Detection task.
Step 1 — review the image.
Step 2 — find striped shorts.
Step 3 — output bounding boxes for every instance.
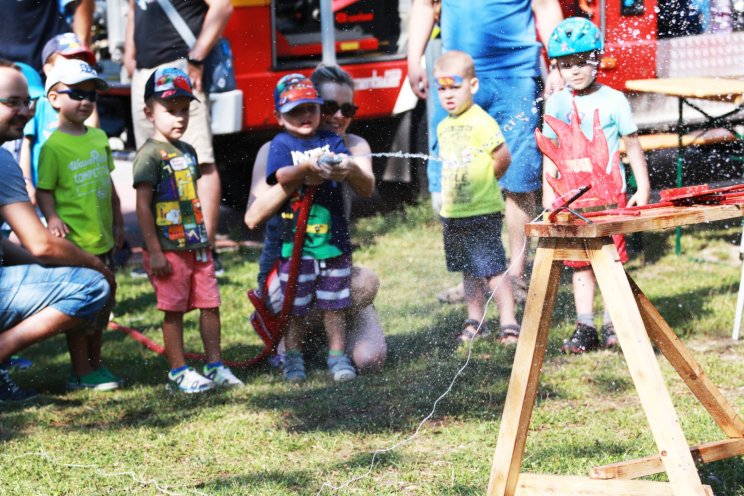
[279,254,351,316]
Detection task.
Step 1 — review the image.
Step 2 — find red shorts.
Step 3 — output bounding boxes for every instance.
[564,234,628,269]
[144,249,221,312]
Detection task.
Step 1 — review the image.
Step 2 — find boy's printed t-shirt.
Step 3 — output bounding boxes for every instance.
[23,97,58,185]
[133,139,209,251]
[37,127,115,255]
[543,85,637,189]
[266,130,351,260]
[437,104,506,219]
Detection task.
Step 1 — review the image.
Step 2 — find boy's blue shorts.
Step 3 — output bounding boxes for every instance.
[442,213,507,277]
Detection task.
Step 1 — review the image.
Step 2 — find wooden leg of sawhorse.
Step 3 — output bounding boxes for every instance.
[627,274,744,438]
[588,239,707,495]
[487,238,562,496]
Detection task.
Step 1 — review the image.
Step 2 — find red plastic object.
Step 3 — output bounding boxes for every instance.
[536,101,626,211]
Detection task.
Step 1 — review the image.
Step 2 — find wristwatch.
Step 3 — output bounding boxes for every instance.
[186,56,203,66]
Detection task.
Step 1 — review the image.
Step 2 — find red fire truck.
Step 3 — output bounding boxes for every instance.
[559,0,744,129]
[101,0,423,211]
[99,1,744,207]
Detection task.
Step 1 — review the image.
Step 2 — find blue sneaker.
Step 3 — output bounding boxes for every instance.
[4,355,33,370]
[168,367,216,394]
[0,367,37,402]
[282,353,306,383]
[327,353,356,382]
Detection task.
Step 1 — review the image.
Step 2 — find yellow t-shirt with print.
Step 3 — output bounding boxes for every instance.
[437,104,506,219]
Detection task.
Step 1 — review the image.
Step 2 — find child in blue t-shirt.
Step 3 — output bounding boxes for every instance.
[265,74,360,383]
[542,17,650,354]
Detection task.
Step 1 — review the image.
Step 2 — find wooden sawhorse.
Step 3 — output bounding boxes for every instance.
[487,204,744,496]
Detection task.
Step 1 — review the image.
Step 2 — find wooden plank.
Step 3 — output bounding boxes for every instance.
[526,204,744,239]
[625,77,744,103]
[590,438,744,480]
[619,128,738,154]
[588,239,707,495]
[552,238,590,261]
[488,238,563,496]
[514,473,714,496]
[627,274,744,438]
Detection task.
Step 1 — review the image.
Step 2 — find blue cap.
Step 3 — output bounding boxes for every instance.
[15,62,44,99]
[274,73,323,113]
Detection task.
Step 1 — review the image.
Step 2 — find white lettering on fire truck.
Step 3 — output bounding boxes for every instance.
[354,69,403,90]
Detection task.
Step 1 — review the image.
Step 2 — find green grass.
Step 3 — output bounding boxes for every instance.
[2,203,744,495]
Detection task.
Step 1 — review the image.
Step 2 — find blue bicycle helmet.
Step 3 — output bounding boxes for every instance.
[547,17,603,59]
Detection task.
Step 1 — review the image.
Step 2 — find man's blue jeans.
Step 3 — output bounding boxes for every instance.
[0,264,110,331]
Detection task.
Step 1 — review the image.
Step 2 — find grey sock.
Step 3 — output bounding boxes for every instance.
[602,309,612,326]
[577,313,595,328]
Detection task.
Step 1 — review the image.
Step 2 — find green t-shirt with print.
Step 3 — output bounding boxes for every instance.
[437,104,506,219]
[132,139,209,251]
[37,127,115,255]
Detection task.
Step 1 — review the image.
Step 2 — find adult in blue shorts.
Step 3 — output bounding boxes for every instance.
[0,62,113,402]
[407,0,564,292]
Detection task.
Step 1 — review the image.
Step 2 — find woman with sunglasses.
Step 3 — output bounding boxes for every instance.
[245,64,386,374]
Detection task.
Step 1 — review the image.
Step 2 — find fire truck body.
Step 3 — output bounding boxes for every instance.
[568,0,744,130]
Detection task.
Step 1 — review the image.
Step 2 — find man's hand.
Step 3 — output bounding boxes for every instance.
[408,61,429,100]
[187,62,204,94]
[543,66,565,99]
[148,252,172,278]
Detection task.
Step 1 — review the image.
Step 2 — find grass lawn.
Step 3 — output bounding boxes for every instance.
[2,203,744,495]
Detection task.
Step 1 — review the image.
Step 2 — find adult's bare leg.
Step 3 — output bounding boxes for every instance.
[504,190,535,283]
[0,308,84,363]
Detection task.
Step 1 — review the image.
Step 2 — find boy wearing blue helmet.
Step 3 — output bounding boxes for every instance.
[542,17,650,354]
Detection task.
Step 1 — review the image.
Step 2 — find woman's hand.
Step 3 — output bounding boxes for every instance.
[319,153,354,182]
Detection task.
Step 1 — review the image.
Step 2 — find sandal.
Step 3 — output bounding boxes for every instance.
[498,324,521,346]
[456,319,490,344]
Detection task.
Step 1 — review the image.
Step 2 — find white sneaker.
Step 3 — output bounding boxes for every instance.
[168,367,216,393]
[203,364,244,387]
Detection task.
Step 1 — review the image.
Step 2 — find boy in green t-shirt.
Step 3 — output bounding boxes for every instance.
[434,50,520,346]
[37,58,124,391]
[133,67,243,393]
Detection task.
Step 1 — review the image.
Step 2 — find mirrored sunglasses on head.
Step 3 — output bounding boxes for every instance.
[321,100,358,118]
[436,75,464,90]
[55,89,98,102]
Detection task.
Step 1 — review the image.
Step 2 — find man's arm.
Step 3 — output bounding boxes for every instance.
[532,0,564,97]
[492,144,512,180]
[124,0,137,77]
[72,0,95,47]
[407,0,436,100]
[1,201,115,287]
[187,0,234,93]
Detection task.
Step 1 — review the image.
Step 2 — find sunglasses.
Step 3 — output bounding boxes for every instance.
[0,97,37,110]
[321,100,358,118]
[55,89,98,102]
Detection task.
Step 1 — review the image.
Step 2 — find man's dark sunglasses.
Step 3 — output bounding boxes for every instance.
[55,89,98,102]
[321,100,358,118]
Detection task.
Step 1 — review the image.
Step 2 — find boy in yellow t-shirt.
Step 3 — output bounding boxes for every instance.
[434,50,520,346]
[37,59,124,391]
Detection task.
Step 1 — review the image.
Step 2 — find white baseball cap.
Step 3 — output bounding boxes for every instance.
[45,58,108,95]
